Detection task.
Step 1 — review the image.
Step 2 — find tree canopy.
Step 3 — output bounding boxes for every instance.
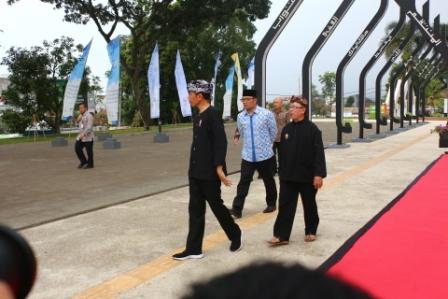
[7,0,272,128]
[1,36,100,133]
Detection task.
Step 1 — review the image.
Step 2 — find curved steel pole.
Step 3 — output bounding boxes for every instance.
[399,7,435,126]
[359,2,405,138]
[395,0,448,66]
[373,5,409,134]
[388,20,417,129]
[255,0,305,106]
[411,15,440,122]
[333,0,389,145]
[419,56,444,121]
[301,0,355,119]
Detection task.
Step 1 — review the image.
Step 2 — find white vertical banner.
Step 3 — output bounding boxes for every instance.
[231,53,244,111]
[444,98,448,114]
[211,51,222,106]
[174,50,192,117]
[222,66,235,119]
[87,91,96,114]
[62,39,92,120]
[148,43,160,119]
[245,57,255,88]
[105,37,120,125]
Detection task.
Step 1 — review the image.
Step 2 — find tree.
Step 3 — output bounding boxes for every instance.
[8,0,271,129]
[425,78,445,113]
[318,72,336,104]
[1,36,100,133]
[345,96,355,107]
[381,21,448,116]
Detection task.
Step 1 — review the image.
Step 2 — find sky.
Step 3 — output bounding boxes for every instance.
[1,0,447,102]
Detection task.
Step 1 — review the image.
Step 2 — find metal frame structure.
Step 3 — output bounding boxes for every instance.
[301,0,355,118]
[334,0,389,146]
[254,0,305,106]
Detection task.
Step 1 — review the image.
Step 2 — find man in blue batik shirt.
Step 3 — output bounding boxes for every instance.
[230,89,277,219]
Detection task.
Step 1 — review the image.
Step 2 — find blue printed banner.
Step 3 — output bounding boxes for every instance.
[106,37,120,125]
[62,40,92,120]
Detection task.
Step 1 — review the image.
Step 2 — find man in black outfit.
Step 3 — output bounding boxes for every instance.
[269,96,326,246]
[173,80,243,261]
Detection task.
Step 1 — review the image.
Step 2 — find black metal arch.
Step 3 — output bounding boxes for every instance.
[359,3,406,137]
[398,4,431,127]
[395,0,448,65]
[419,56,444,121]
[334,0,389,146]
[373,5,409,134]
[410,15,440,122]
[394,13,444,128]
[254,0,305,106]
[302,0,355,118]
[388,20,417,130]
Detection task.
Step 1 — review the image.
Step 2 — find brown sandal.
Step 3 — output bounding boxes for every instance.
[304,234,316,242]
[268,237,289,246]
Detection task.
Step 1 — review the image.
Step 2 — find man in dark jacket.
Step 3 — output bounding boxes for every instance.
[269,96,326,246]
[173,80,243,261]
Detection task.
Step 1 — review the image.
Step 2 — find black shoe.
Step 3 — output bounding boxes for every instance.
[82,164,94,169]
[230,230,243,252]
[263,206,276,213]
[229,208,242,219]
[78,163,86,169]
[172,250,204,261]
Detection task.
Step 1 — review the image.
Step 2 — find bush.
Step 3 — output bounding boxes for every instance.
[1,110,32,134]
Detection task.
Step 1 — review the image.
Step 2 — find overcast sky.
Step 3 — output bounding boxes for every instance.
[1,0,447,101]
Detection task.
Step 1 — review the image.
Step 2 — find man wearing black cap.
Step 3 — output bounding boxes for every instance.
[230,89,277,219]
[172,80,243,261]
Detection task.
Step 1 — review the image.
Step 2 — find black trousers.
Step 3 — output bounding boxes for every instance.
[186,178,241,253]
[272,142,281,174]
[273,180,319,241]
[232,157,277,212]
[75,140,94,167]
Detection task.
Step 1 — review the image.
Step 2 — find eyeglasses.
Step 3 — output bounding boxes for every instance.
[290,105,305,110]
[240,97,255,102]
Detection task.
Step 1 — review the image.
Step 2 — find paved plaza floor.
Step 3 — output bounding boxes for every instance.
[1,120,445,298]
[1,120,374,230]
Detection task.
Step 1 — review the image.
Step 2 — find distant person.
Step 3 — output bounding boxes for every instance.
[269,96,326,245]
[229,89,277,219]
[181,261,372,299]
[0,225,37,299]
[270,97,290,175]
[75,102,94,169]
[172,80,242,261]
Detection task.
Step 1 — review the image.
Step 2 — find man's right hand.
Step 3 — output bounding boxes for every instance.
[233,136,240,145]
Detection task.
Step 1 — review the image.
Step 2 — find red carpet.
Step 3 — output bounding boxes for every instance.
[320,154,448,299]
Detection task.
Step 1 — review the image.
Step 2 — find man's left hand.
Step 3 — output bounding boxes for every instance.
[313,176,323,189]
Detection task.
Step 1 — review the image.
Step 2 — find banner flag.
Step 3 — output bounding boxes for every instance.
[231,53,244,111]
[62,39,92,120]
[105,37,120,125]
[222,66,235,119]
[87,91,96,114]
[211,51,222,106]
[148,43,160,119]
[174,50,192,117]
[245,57,255,88]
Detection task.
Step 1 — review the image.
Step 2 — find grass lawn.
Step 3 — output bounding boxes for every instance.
[0,123,195,145]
